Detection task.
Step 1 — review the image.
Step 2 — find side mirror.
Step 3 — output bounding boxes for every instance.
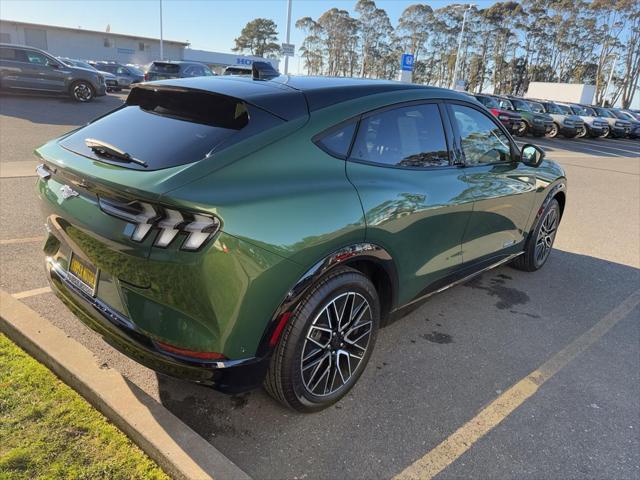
[49,62,60,69]
[521,144,545,167]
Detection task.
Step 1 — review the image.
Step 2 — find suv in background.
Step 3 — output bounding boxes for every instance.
[610,109,640,139]
[500,96,553,137]
[144,61,215,81]
[526,99,584,138]
[0,43,106,102]
[90,62,144,88]
[474,94,522,134]
[591,106,632,138]
[59,58,120,92]
[564,104,610,138]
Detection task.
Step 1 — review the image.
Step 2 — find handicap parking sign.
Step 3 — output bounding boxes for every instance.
[401,53,414,72]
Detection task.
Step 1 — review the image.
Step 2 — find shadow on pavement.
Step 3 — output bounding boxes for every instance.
[151,249,639,480]
[0,91,124,125]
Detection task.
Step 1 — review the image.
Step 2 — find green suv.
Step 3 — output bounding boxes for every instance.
[36,75,567,412]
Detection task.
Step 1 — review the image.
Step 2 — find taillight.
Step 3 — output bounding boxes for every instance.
[490,108,500,117]
[98,197,220,251]
[144,72,149,81]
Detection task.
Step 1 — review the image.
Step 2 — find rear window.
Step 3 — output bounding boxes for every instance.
[150,62,180,74]
[60,86,281,170]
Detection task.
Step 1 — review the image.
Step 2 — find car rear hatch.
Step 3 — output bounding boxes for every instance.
[145,62,182,81]
[36,79,308,335]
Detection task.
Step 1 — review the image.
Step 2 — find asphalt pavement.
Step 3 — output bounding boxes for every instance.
[1,91,638,480]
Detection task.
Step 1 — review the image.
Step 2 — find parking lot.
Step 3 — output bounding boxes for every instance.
[1,92,639,479]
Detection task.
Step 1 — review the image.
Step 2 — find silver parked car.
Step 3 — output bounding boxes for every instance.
[527,100,585,138]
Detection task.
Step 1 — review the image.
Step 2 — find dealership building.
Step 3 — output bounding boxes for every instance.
[0,20,277,73]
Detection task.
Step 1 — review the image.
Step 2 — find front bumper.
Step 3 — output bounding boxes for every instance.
[46,257,270,393]
[559,125,578,136]
[586,124,608,137]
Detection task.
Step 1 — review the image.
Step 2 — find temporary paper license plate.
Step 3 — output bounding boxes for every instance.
[68,253,98,297]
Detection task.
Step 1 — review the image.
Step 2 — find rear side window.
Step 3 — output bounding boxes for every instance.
[350,103,449,168]
[60,86,282,171]
[450,104,512,166]
[0,47,19,60]
[150,62,180,74]
[314,122,356,158]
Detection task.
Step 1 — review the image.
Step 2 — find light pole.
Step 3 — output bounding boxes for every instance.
[451,4,474,90]
[159,0,164,60]
[603,53,618,106]
[284,0,292,75]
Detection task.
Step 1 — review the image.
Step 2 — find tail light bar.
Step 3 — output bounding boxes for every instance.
[98,197,220,251]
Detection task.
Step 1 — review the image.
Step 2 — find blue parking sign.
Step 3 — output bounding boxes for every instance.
[401,53,414,72]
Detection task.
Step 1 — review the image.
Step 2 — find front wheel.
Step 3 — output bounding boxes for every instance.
[545,122,559,138]
[516,121,528,136]
[576,127,587,138]
[265,267,380,412]
[70,81,94,102]
[512,198,561,272]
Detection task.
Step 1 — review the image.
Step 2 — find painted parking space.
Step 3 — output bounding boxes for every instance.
[516,135,640,158]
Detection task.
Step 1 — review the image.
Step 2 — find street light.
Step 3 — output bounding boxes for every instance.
[159,0,164,60]
[451,4,474,90]
[284,0,292,75]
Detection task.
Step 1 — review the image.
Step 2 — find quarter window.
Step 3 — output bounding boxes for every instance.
[315,122,356,158]
[350,103,449,168]
[451,104,512,166]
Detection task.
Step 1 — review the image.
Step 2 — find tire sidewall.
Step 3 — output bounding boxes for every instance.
[281,270,380,411]
[530,199,560,269]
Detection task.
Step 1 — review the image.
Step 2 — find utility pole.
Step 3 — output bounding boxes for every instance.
[284,0,292,74]
[159,0,164,60]
[451,4,473,90]
[603,54,618,106]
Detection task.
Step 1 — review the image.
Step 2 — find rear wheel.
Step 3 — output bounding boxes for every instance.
[70,81,94,102]
[265,267,379,412]
[512,198,560,272]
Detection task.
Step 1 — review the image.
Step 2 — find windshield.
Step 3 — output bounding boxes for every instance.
[528,102,545,113]
[512,99,532,112]
[477,96,499,108]
[553,103,571,115]
[572,105,594,116]
[498,98,514,111]
[594,108,614,118]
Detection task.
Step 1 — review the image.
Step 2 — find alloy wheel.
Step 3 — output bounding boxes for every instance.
[73,83,93,102]
[535,206,558,266]
[546,123,558,138]
[300,292,373,397]
[517,122,528,136]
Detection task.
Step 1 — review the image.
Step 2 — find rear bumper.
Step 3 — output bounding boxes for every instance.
[45,257,270,393]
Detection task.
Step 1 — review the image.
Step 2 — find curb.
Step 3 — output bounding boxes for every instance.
[0,290,251,480]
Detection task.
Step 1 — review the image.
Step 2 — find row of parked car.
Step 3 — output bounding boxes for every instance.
[472,92,640,140]
[0,42,254,102]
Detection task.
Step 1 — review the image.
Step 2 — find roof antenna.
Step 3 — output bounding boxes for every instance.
[252,61,280,80]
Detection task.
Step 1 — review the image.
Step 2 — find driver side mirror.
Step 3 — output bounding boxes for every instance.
[48,62,60,69]
[521,144,545,167]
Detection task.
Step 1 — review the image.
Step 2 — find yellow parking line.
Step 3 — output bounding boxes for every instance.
[0,236,45,245]
[11,287,52,300]
[394,288,640,480]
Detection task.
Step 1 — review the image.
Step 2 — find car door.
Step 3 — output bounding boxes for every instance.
[20,49,67,92]
[0,46,25,90]
[446,101,538,264]
[344,101,474,306]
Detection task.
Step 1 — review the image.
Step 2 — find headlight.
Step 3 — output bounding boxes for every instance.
[614,121,625,127]
[98,197,221,251]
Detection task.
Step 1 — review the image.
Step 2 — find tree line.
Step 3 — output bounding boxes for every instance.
[233,0,640,108]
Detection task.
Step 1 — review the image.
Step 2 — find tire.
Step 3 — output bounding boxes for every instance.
[512,198,561,272]
[545,122,560,138]
[576,127,587,138]
[603,128,612,138]
[69,81,94,102]
[264,266,380,412]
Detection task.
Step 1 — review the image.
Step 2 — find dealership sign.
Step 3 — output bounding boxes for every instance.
[401,53,414,72]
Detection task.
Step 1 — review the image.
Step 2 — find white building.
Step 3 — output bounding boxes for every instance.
[0,19,278,72]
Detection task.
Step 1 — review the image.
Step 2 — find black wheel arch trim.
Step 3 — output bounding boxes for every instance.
[528,180,566,241]
[256,242,398,357]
